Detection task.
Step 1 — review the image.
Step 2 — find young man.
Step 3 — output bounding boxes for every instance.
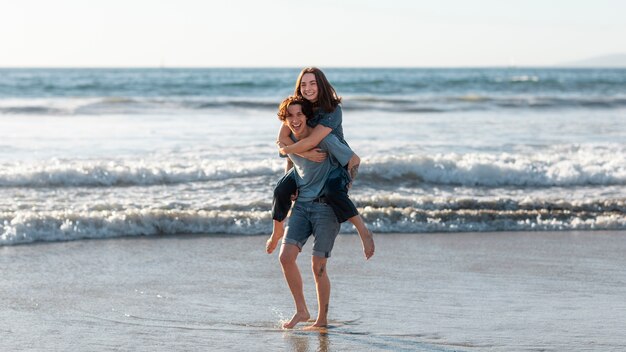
[270,67,374,261]
[266,96,372,330]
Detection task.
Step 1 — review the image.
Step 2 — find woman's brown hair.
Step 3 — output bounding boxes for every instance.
[293,67,342,113]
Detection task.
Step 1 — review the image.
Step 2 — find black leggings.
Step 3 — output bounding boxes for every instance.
[272,168,359,223]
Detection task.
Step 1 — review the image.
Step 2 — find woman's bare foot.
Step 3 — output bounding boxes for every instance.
[360,229,375,260]
[348,216,374,259]
[303,320,328,331]
[282,311,310,329]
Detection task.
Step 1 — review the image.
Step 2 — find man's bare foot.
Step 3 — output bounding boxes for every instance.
[282,311,310,329]
[360,229,375,260]
[303,321,328,330]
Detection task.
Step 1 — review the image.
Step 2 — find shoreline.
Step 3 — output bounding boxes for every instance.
[3,228,626,248]
[2,230,626,351]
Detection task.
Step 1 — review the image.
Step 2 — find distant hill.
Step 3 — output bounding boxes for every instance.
[558,53,626,68]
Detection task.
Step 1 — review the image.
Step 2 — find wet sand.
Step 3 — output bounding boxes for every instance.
[1,231,626,351]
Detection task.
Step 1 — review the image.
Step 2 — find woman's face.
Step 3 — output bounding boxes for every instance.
[300,73,318,102]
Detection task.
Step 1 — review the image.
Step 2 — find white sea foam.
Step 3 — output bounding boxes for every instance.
[360,145,626,187]
[0,209,272,245]
[359,206,626,233]
[1,198,625,245]
[0,158,284,187]
[509,75,540,82]
[351,194,626,212]
[0,145,624,188]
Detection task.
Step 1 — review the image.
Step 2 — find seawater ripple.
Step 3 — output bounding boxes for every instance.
[2,68,625,99]
[2,95,626,115]
[2,68,625,115]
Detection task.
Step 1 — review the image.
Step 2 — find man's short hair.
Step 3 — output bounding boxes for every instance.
[277,95,314,121]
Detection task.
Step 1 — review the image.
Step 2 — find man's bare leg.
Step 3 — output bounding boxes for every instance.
[304,256,330,330]
[347,215,375,259]
[266,220,285,254]
[279,243,310,328]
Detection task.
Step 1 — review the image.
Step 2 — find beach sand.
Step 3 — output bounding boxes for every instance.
[1,231,626,351]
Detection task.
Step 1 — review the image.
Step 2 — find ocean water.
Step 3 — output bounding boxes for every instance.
[0,68,625,245]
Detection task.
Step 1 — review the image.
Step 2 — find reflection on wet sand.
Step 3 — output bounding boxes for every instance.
[284,330,330,352]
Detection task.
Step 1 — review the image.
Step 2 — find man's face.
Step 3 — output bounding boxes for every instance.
[285,104,307,136]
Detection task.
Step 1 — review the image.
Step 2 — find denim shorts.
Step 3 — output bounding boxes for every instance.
[283,201,341,258]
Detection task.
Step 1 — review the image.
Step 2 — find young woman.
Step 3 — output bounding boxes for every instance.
[270,67,374,259]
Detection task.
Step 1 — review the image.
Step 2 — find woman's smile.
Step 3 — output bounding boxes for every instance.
[300,73,319,102]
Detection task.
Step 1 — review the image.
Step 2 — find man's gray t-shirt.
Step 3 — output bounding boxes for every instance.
[287,134,354,202]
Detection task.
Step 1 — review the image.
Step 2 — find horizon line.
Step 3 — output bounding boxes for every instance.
[1,65,625,69]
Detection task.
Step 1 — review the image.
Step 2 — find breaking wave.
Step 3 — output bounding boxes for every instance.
[1,146,624,188]
[1,197,625,245]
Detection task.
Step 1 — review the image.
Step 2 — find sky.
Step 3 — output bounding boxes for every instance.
[1,0,625,67]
